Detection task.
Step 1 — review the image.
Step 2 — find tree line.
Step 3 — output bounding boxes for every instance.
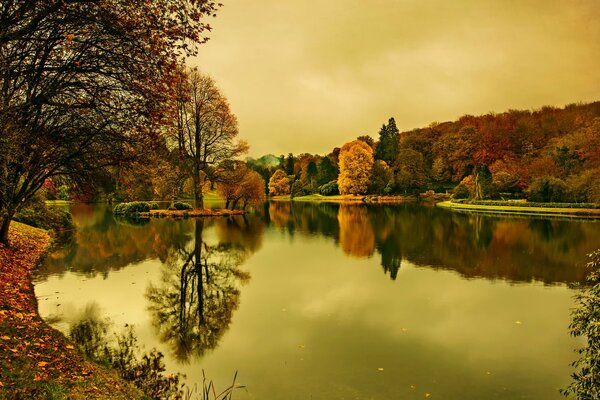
[255,102,600,202]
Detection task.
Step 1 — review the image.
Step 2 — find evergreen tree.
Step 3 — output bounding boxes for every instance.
[374,118,400,166]
[317,157,338,186]
[285,153,295,175]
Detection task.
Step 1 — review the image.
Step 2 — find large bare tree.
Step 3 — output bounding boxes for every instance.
[175,69,247,209]
[0,0,220,244]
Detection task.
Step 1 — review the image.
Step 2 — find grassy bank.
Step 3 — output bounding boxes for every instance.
[0,222,144,399]
[437,200,600,218]
[270,194,426,203]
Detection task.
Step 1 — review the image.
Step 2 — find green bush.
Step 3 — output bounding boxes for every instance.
[149,202,160,210]
[318,180,339,196]
[14,198,74,233]
[527,177,569,203]
[452,184,471,200]
[113,201,151,215]
[173,201,192,210]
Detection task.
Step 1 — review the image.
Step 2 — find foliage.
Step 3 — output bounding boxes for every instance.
[268,169,291,196]
[174,69,247,209]
[317,156,339,186]
[0,0,221,243]
[13,196,73,234]
[318,181,340,196]
[368,160,393,195]
[374,118,400,165]
[113,202,151,215]
[338,140,374,195]
[217,162,266,209]
[561,250,600,399]
[527,177,569,203]
[474,164,493,200]
[395,148,427,192]
[452,184,471,200]
[173,202,193,211]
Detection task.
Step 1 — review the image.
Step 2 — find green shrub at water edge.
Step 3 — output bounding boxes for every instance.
[173,201,193,210]
[451,199,600,209]
[113,202,151,215]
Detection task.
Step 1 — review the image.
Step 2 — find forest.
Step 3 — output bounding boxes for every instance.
[248,101,600,203]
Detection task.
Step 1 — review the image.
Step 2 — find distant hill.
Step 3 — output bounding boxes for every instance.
[246,154,281,168]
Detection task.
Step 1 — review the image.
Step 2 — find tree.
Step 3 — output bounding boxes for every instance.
[474,164,493,200]
[374,118,400,165]
[0,0,220,244]
[395,148,427,192]
[174,69,247,210]
[338,140,374,195]
[317,156,338,186]
[268,169,290,196]
[561,250,600,399]
[368,160,393,195]
[216,162,265,210]
[284,153,296,176]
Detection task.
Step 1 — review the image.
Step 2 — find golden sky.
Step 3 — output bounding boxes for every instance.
[192,0,600,157]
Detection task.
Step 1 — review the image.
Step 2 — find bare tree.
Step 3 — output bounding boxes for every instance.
[174,69,247,209]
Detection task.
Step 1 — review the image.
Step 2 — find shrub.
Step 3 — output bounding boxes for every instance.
[527,177,568,202]
[14,197,74,233]
[149,202,160,210]
[451,184,471,200]
[113,201,151,215]
[318,180,339,196]
[173,201,193,210]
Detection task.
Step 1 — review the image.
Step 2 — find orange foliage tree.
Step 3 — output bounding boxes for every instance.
[338,140,374,195]
[268,169,291,196]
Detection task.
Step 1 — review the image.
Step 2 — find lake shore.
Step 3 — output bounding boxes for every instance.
[0,222,144,399]
[138,208,245,218]
[270,193,450,203]
[437,200,600,218]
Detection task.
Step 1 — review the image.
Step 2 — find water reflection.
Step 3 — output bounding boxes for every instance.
[146,218,254,362]
[266,202,596,284]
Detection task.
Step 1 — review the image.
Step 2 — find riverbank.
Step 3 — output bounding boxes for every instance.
[0,222,144,399]
[437,200,600,218]
[270,193,449,203]
[138,208,245,218]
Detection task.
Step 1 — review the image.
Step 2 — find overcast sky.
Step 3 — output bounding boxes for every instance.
[192,0,600,157]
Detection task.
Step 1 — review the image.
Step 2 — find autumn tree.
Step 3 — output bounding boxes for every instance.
[338,140,374,195]
[0,0,220,244]
[216,162,265,210]
[268,169,291,196]
[395,148,427,193]
[174,70,247,209]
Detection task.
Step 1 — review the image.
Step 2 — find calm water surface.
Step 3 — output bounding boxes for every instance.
[34,202,600,399]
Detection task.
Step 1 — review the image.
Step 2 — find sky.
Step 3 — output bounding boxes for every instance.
[192,0,600,157]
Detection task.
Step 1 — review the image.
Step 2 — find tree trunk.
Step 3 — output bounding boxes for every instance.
[0,207,15,245]
[231,199,238,210]
[0,216,11,245]
[193,165,204,210]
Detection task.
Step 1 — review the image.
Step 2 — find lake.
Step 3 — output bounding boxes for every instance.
[34,202,599,399]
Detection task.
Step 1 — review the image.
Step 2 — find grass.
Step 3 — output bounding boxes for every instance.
[438,200,600,218]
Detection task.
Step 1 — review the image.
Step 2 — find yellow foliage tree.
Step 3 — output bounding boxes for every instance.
[338,140,374,195]
[268,169,291,196]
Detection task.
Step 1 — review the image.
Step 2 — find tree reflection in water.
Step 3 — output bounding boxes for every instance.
[266,201,597,284]
[146,218,255,362]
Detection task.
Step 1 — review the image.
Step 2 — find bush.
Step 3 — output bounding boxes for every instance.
[149,202,160,210]
[173,201,193,210]
[527,177,569,203]
[451,184,471,200]
[318,180,339,196]
[14,197,74,233]
[113,201,151,215]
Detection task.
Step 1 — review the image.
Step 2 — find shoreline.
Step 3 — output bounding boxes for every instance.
[0,222,143,399]
[437,201,600,219]
[270,193,450,204]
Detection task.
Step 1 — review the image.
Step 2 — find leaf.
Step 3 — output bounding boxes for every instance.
[38,361,49,367]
